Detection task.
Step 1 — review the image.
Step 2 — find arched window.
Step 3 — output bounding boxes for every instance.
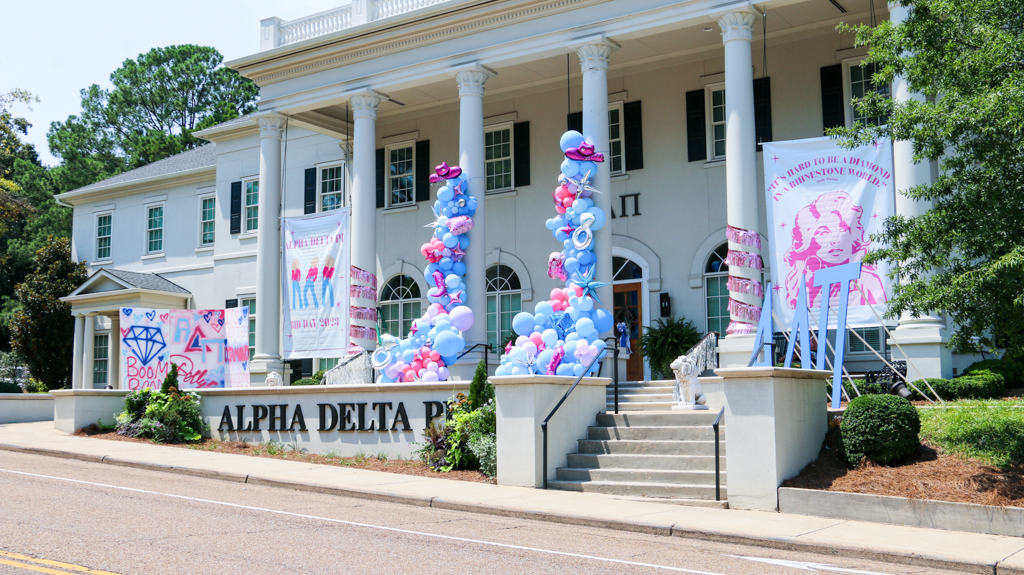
[704,243,730,335]
[612,256,643,282]
[486,264,521,351]
[380,275,422,337]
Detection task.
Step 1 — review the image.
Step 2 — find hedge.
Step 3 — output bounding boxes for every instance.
[841,394,920,467]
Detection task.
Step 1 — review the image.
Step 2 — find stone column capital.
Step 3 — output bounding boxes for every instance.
[347,88,390,120]
[717,10,758,44]
[256,114,288,139]
[452,63,497,98]
[574,36,620,73]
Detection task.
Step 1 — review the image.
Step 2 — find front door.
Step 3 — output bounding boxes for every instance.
[613,283,644,381]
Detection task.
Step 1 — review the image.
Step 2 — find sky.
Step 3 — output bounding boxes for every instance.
[1,0,336,166]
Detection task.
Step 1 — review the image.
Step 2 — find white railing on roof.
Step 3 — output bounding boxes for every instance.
[261,0,452,50]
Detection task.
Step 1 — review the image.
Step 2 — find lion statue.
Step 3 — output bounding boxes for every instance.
[265,371,283,387]
[669,354,708,410]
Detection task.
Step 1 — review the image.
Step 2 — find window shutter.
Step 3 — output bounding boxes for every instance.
[225,299,238,309]
[375,148,385,208]
[567,112,583,133]
[513,121,530,187]
[685,90,707,162]
[753,77,773,151]
[820,64,845,134]
[623,101,644,171]
[301,358,313,378]
[304,167,317,214]
[229,181,242,234]
[415,140,430,202]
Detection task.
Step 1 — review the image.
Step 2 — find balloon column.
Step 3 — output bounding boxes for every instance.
[371,162,476,383]
[494,131,613,377]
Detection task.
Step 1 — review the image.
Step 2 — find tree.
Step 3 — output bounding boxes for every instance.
[9,237,88,389]
[837,0,1024,363]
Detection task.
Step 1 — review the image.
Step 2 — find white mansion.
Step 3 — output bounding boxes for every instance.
[59,0,968,387]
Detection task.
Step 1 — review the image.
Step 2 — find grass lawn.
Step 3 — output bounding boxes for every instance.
[919,399,1024,469]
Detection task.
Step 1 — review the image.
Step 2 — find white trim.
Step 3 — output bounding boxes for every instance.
[382,204,418,214]
[235,286,258,295]
[197,192,217,248]
[317,161,346,212]
[144,202,165,256]
[243,177,260,233]
[381,131,419,145]
[611,234,661,292]
[484,112,517,126]
[612,246,652,382]
[379,260,430,301]
[213,250,258,261]
[608,101,625,176]
[484,249,533,302]
[94,211,113,262]
[92,203,115,213]
[384,140,416,208]
[141,253,166,261]
[143,194,167,203]
[705,82,726,161]
[841,56,891,128]
[484,121,514,194]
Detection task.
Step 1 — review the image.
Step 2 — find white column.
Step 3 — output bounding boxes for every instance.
[576,37,619,326]
[886,2,951,379]
[253,113,288,381]
[454,63,496,363]
[71,314,85,389]
[109,315,120,389]
[348,90,388,349]
[82,316,95,389]
[716,9,763,365]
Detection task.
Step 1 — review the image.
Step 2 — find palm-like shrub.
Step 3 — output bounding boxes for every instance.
[640,316,702,379]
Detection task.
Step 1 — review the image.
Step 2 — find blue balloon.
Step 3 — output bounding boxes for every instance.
[443,233,458,248]
[578,161,597,179]
[459,234,470,249]
[441,355,458,367]
[438,186,454,202]
[555,230,568,242]
[537,349,555,373]
[402,349,416,363]
[576,317,595,338]
[433,330,463,357]
[439,257,453,270]
[452,262,467,276]
[560,130,585,152]
[577,250,592,266]
[561,159,580,179]
[546,218,558,230]
[589,206,607,231]
[512,311,536,337]
[534,301,554,317]
[556,363,574,376]
[593,308,614,335]
[572,363,586,376]
[564,257,580,274]
[445,274,460,289]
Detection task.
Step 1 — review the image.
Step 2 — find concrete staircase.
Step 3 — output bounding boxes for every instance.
[605,380,677,411]
[549,411,727,507]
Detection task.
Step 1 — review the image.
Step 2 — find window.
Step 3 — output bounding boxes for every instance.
[320,164,344,211]
[387,144,415,207]
[613,256,643,282]
[380,275,421,337]
[485,125,513,192]
[244,180,259,232]
[146,205,163,253]
[704,243,730,335]
[200,196,216,246]
[241,297,256,361]
[319,358,339,372]
[849,326,884,354]
[706,85,727,161]
[93,334,109,388]
[845,60,890,127]
[608,104,624,175]
[486,264,522,351]
[96,214,111,260]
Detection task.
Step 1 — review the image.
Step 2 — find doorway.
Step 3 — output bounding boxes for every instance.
[613,282,644,381]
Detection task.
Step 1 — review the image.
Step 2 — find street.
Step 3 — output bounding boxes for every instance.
[0,451,955,575]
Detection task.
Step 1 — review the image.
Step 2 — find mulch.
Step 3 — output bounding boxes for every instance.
[73,427,495,484]
[783,427,1024,507]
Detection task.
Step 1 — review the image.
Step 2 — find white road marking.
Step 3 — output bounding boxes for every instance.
[731,556,897,575]
[0,468,730,575]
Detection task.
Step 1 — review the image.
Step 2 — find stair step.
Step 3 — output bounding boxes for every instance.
[606,385,676,392]
[587,426,724,441]
[596,412,722,427]
[555,467,725,484]
[577,439,724,456]
[548,480,727,500]
[606,393,677,401]
[606,402,681,412]
[567,453,724,471]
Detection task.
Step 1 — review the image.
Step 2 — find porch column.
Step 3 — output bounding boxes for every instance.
[349,90,388,349]
[71,314,85,389]
[109,314,120,389]
[576,37,619,324]
[454,63,496,361]
[716,9,763,365]
[82,316,95,389]
[253,113,288,380]
[886,2,951,380]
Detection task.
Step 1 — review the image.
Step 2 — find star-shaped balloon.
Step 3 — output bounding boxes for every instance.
[574,264,609,304]
[448,290,464,306]
[564,171,602,200]
[424,206,444,229]
[450,245,466,261]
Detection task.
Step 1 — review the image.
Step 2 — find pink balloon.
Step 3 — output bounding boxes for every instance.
[530,333,544,346]
[550,288,563,300]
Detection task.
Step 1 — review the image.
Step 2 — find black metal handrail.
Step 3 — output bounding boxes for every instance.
[541,352,603,489]
[602,336,620,414]
[712,406,724,501]
[457,342,491,369]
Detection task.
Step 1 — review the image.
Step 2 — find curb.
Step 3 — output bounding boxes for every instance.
[0,442,1007,574]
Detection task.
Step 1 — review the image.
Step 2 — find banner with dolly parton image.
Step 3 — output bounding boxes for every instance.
[763,135,894,328]
[281,209,350,359]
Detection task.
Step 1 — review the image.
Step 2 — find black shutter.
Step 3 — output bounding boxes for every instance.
[821,64,845,134]
[375,148,385,208]
[301,358,313,378]
[415,140,430,202]
[753,77,773,151]
[567,112,583,133]
[229,181,242,234]
[685,90,707,162]
[623,101,644,171]
[225,299,238,309]
[304,167,317,214]
[513,121,530,187]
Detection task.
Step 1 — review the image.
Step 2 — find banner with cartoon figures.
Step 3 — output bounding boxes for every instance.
[281,208,351,359]
[120,307,250,390]
[763,135,895,328]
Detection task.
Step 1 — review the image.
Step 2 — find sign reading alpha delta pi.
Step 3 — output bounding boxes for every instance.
[281,209,351,359]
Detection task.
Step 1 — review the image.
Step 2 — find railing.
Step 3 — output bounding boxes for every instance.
[268,0,453,49]
[601,337,621,414]
[712,406,724,501]
[279,6,353,47]
[456,342,491,369]
[373,0,450,20]
[685,331,719,375]
[541,353,603,489]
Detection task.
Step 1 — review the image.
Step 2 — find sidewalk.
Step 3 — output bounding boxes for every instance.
[2,421,1022,574]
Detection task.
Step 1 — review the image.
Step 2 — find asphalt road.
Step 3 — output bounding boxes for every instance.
[0,451,959,575]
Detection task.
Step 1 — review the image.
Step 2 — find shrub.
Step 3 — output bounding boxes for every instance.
[964,358,1022,388]
[640,316,702,379]
[468,433,496,477]
[160,363,180,394]
[841,394,920,467]
[0,380,22,393]
[467,360,493,410]
[919,399,1024,468]
[312,370,326,384]
[911,372,1005,401]
[909,378,949,400]
[24,378,47,393]
[115,385,206,443]
[291,378,317,386]
[415,393,497,476]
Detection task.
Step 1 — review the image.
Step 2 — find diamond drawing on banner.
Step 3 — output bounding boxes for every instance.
[123,325,167,366]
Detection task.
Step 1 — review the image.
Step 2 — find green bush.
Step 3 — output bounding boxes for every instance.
[160,363,180,394]
[467,360,493,410]
[291,378,317,386]
[415,393,496,476]
[115,386,207,443]
[0,380,22,393]
[841,394,920,467]
[964,358,1022,387]
[908,378,949,400]
[312,370,326,384]
[910,372,1005,401]
[24,379,47,393]
[639,316,702,379]
[468,433,496,477]
[920,400,1024,468]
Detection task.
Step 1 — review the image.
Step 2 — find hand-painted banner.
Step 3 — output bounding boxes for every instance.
[281,209,351,359]
[763,136,894,328]
[120,307,250,390]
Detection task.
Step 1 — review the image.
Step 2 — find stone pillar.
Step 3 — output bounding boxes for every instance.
[252,113,288,383]
[109,315,120,389]
[71,315,85,389]
[886,2,951,380]
[349,90,388,350]
[453,63,495,373]
[575,37,620,324]
[715,9,763,366]
[83,316,95,390]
